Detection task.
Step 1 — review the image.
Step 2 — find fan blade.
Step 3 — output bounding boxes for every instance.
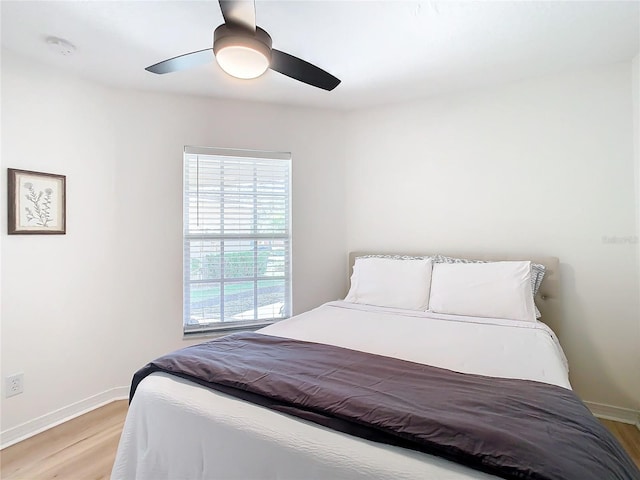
[270,49,340,91]
[146,48,214,74]
[219,0,256,32]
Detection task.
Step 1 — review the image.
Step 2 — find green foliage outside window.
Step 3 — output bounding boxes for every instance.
[191,249,271,280]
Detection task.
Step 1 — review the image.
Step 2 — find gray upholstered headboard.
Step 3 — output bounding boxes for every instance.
[348,252,560,331]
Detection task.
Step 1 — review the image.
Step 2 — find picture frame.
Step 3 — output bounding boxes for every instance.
[8,168,66,235]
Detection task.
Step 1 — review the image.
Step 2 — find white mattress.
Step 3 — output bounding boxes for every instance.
[111,302,570,480]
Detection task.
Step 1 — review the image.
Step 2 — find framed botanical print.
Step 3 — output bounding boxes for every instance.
[8,168,66,234]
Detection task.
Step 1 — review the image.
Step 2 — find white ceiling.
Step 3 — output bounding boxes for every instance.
[1,1,639,110]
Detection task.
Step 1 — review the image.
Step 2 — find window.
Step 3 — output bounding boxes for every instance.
[183,147,291,335]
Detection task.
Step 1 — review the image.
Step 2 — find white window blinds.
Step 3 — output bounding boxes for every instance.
[183,147,291,334]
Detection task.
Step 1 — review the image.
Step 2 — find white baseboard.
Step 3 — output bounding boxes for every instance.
[0,386,129,450]
[585,400,640,429]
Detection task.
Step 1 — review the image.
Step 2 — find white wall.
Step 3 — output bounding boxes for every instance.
[0,50,347,437]
[1,52,121,437]
[633,54,640,412]
[345,62,640,411]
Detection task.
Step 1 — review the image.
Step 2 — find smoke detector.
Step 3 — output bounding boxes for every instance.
[45,36,76,56]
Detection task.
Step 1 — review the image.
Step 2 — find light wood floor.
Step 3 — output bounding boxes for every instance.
[1,400,638,479]
[600,418,640,468]
[1,401,128,480]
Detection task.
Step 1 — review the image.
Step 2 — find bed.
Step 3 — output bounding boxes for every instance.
[111,253,638,480]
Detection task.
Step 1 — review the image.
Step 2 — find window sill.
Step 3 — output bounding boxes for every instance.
[183,320,280,340]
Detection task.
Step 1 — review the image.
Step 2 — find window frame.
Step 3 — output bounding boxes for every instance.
[182,146,292,336]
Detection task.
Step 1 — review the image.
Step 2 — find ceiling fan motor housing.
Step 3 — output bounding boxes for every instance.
[213,24,273,61]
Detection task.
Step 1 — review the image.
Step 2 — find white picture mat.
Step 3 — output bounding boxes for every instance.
[14,171,64,230]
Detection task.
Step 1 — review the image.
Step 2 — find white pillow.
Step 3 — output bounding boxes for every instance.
[428,261,537,322]
[433,254,546,318]
[345,257,433,310]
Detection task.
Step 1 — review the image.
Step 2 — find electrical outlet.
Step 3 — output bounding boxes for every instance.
[6,373,24,398]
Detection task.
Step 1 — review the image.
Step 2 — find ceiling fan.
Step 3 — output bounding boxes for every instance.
[145,0,341,91]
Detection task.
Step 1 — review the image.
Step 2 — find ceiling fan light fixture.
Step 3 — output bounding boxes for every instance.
[214,25,272,80]
[216,45,269,79]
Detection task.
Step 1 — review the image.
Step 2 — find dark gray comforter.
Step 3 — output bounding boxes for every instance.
[130,332,639,480]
